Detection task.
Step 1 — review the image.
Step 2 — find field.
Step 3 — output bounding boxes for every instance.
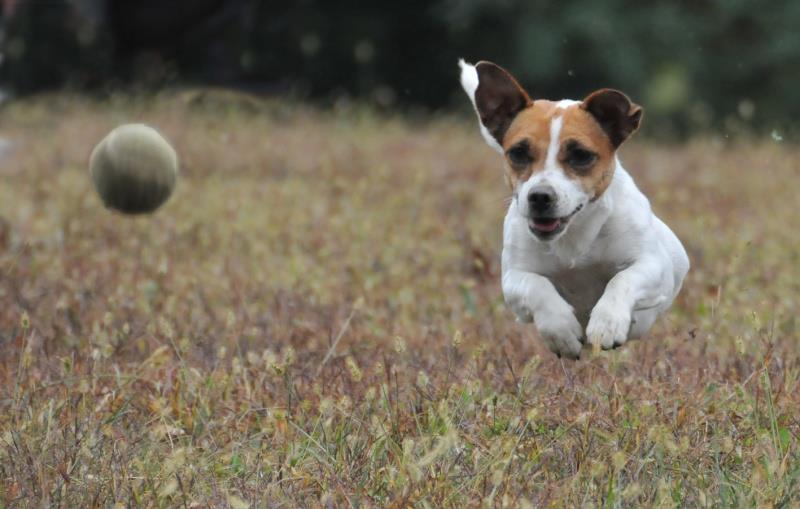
[0,93,798,508]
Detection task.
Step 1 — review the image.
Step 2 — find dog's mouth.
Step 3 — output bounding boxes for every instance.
[528,204,584,240]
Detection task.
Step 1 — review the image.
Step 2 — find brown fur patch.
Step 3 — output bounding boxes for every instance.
[559,106,616,198]
[501,101,617,199]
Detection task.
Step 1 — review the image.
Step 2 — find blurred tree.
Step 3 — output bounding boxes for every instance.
[2,0,113,92]
[2,0,799,136]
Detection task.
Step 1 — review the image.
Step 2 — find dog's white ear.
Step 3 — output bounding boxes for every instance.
[581,89,643,148]
[459,59,531,153]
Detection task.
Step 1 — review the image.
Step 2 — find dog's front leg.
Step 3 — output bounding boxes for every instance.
[503,269,584,359]
[587,257,668,349]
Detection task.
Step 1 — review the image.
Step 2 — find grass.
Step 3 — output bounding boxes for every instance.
[0,92,798,507]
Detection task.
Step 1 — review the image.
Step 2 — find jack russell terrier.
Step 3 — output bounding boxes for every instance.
[459,59,689,359]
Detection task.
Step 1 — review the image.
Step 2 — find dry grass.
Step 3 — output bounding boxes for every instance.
[0,93,798,508]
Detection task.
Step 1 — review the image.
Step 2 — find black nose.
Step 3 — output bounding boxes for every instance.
[528,186,556,212]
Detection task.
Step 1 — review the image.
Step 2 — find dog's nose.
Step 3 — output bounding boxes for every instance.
[528,186,556,212]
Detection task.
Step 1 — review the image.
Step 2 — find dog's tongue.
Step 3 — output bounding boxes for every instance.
[533,218,561,233]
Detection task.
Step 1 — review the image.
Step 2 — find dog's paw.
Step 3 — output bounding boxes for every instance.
[586,302,631,350]
[534,307,584,359]
[506,295,534,323]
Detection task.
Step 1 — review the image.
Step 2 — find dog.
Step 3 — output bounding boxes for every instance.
[459,59,689,359]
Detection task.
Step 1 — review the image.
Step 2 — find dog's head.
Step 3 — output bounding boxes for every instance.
[460,60,642,241]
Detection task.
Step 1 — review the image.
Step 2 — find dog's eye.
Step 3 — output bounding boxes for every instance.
[507,144,533,167]
[566,146,597,169]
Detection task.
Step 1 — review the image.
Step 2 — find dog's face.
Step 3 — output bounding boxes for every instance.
[460,60,642,241]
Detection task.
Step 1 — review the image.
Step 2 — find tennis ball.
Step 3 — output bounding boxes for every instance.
[90,124,178,214]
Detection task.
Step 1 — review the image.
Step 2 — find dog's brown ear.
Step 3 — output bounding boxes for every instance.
[460,60,531,151]
[581,89,642,148]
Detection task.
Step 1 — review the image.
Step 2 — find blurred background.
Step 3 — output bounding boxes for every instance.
[1,0,799,138]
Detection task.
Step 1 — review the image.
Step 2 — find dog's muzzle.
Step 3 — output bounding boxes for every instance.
[528,202,584,240]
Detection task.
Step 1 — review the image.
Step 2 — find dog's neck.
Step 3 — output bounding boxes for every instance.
[536,158,623,265]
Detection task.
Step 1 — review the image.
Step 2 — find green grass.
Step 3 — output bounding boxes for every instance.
[0,92,798,507]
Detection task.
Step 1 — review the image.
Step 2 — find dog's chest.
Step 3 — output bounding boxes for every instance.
[547,261,618,322]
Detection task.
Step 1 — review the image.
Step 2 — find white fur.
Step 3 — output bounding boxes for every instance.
[459,59,504,153]
[555,99,581,109]
[545,115,563,168]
